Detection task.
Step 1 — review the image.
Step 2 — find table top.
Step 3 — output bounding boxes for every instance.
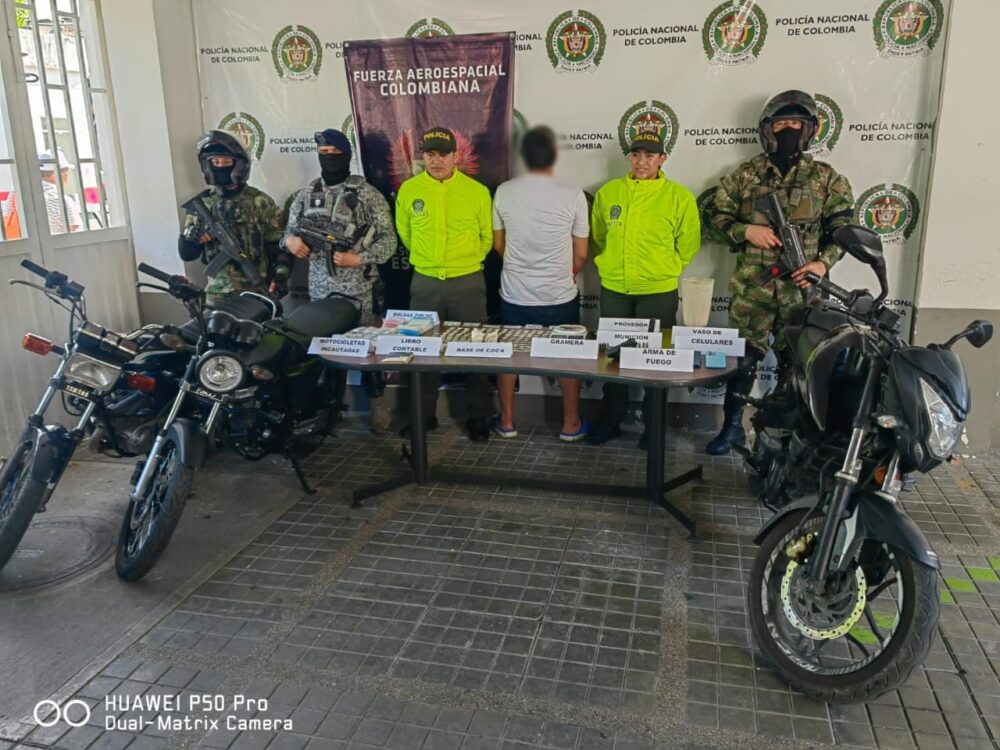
[317,347,738,389]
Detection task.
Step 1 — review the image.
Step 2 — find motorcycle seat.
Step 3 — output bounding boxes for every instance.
[283,297,360,339]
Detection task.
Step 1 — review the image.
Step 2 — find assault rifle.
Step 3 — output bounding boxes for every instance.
[298,219,376,277]
[754,192,817,303]
[182,195,263,287]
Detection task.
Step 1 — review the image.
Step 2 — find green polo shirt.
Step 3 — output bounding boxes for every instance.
[395,169,492,279]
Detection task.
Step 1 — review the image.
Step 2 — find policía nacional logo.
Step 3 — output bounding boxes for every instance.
[411,198,426,215]
[702,1,768,66]
[546,9,606,73]
[874,0,943,58]
[406,18,455,38]
[856,183,921,242]
[272,24,322,81]
[218,111,265,161]
[618,100,679,156]
[808,94,843,157]
[341,115,358,152]
[609,205,622,221]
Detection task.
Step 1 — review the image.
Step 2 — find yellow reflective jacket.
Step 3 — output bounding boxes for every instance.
[395,169,492,279]
[591,172,701,295]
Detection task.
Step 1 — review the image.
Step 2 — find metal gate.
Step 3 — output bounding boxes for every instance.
[0,0,138,454]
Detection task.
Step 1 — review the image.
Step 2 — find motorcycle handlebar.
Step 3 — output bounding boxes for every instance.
[138,262,203,303]
[806,273,855,305]
[20,258,49,279]
[138,262,173,284]
[19,258,84,300]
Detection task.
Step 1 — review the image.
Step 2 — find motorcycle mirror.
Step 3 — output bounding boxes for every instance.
[967,320,994,349]
[832,225,885,269]
[942,320,994,350]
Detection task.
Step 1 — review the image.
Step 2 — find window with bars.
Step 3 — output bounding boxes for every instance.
[2,0,124,239]
[0,13,23,242]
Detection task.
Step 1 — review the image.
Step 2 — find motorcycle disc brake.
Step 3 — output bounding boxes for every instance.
[780,561,867,640]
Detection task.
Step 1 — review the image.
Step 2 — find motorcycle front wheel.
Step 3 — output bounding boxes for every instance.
[114,436,193,582]
[748,509,939,703]
[0,441,47,571]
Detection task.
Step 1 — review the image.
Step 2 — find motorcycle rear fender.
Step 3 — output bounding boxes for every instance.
[754,491,940,570]
[166,418,208,469]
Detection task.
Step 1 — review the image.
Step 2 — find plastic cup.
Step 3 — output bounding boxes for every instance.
[681,277,715,327]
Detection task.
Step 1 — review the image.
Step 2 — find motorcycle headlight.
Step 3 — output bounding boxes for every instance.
[920,378,961,459]
[197,353,244,393]
[65,352,122,393]
[158,331,190,351]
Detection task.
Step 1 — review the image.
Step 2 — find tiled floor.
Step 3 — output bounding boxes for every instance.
[7,421,1000,749]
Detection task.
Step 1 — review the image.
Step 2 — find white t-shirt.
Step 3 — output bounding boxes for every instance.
[492,174,589,307]
[43,181,84,234]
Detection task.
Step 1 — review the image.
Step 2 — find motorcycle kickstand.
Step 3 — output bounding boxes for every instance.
[288,454,317,495]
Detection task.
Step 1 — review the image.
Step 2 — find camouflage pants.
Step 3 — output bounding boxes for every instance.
[728,262,804,355]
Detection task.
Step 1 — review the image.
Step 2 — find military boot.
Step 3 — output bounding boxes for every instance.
[705,402,746,455]
[705,349,760,456]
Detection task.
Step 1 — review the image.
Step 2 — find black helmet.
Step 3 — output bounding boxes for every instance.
[196,130,251,190]
[758,90,819,155]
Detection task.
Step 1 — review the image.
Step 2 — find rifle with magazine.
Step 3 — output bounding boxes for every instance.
[754,192,817,303]
[182,194,263,287]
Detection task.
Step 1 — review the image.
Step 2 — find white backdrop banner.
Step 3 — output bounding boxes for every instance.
[193,0,947,403]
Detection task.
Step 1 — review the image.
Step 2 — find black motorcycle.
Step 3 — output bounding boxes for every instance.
[114,264,358,581]
[740,225,992,702]
[91,275,279,458]
[0,260,171,569]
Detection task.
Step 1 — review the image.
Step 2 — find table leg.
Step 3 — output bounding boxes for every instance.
[351,369,428,506]
[645,387,698,537]
[645,387,666,501]
[409,370,429,483]
[351,369,701,531]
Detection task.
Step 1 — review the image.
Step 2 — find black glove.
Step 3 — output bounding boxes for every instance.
[182,223,207,244]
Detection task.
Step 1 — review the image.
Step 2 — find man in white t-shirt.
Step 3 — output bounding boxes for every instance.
[40,149,83,234]
[491,126,590,441]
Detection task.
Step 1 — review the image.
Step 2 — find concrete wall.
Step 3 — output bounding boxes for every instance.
[914,0,1000,454]
[102,0,204,326]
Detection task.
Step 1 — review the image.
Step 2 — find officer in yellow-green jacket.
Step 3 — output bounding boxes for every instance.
[396,127,494,441]
[586,129,701,447]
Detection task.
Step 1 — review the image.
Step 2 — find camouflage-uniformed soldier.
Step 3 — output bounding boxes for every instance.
[283,129,395,322]
[178,130,288,307]
[706,90,854,455]
[283,128,396,431]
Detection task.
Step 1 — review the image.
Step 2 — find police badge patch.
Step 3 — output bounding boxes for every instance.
[610,205,622,220]
[217,112,266,162]
[546,9,606,73]
[855,183,921,243]
[874,0,944,58]
[702,1,768,66]
[271,24,323,81]
[617,100,680,156]
[412,199,426,215]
